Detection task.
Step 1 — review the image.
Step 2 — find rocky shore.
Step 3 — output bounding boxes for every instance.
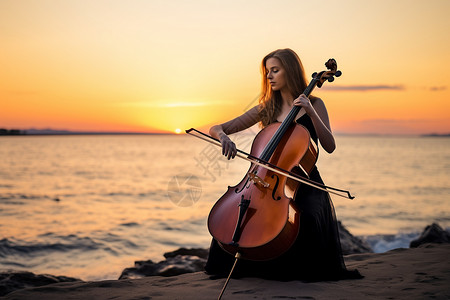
[1,223,449,299]
[118,221,373,280]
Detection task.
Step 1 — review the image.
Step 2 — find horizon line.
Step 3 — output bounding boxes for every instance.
[1,128,449,137]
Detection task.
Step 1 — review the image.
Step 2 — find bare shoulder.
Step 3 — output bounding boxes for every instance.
[311,97,331,124]
[311,97,326,110]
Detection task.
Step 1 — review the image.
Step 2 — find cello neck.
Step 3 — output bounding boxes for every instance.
[259,77,318,162]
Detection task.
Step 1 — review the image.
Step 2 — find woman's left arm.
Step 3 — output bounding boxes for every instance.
[294,94,336,153]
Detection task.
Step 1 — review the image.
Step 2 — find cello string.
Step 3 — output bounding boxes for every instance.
[259,104,300,161]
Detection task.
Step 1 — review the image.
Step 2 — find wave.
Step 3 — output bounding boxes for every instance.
[361,225,450,253]
[0,193,68,203]
[0,236,106,258]
[0,233,140,260]
[361,232,420,253]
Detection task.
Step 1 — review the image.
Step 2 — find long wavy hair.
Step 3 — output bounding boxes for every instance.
[258,48,310,127]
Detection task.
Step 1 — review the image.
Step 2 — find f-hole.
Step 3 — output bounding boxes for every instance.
[271,174,281,201]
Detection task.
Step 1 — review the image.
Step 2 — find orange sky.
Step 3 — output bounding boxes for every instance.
[1,0,449,135]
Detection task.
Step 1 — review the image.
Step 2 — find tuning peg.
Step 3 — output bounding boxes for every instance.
[335,70,342,77]
[312,72,318,78]
[327,77,335,82]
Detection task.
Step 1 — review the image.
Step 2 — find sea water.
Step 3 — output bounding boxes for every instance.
[0,134,449,280]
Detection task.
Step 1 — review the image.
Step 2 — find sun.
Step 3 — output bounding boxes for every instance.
[174,128,182,134]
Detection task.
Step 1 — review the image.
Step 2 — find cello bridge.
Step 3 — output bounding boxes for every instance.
[248,172,270,188]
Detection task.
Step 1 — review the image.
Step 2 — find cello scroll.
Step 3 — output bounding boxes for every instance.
[312,58,342,88]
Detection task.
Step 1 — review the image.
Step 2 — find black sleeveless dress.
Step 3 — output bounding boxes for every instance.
[204,115,362,281]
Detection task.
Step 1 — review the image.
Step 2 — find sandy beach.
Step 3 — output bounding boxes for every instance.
[2,243,449,300]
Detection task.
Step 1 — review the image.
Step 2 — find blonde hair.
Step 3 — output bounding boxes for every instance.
[258,48,310,127]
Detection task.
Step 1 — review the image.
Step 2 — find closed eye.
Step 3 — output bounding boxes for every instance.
[266,68,279,75]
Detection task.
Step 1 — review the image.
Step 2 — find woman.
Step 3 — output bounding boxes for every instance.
[204,48,361,281]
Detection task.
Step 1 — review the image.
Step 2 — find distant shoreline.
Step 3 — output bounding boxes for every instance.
[421,133,450,137]
[0,128,175,136]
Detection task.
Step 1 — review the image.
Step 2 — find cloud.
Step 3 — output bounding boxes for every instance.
[338,118,449,135]
[322,85,405,92]
[429,86,447,91]
[359,118,425,124]
[113,99,230,108]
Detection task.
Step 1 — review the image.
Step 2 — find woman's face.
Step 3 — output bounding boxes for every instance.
[266,57,287,92]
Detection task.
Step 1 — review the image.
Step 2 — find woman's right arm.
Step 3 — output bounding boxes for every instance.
[209,105,260,159]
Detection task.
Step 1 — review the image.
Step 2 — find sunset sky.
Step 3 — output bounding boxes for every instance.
[1,0,449,135]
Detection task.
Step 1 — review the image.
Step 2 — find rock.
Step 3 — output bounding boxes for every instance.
[410,223,450,248]
[338,221,373,254]
[0,270,81,297]
[119,254,207,280]
[163,247,209,259]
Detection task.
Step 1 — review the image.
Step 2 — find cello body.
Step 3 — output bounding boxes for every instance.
[207,122,318,261]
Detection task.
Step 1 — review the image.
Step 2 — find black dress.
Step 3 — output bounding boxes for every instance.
[204,115,362,281]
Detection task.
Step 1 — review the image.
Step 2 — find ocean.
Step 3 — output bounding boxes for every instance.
[0,133,449,281]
